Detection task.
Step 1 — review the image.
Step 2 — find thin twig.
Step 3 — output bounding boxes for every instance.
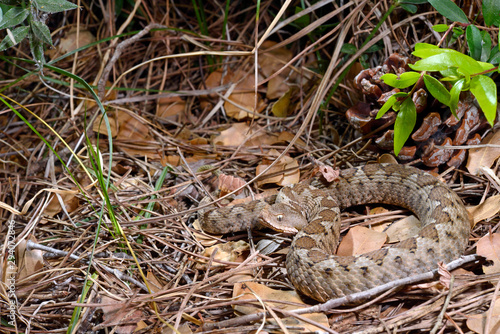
[430,275,455,334]
[26,240,150,292]
[202,255,482,330]
[98,23,167,99]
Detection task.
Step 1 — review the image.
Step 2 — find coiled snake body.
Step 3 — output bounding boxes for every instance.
[199,164,471,302]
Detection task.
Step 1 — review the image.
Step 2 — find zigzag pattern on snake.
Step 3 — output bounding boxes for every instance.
[198,163,471,302]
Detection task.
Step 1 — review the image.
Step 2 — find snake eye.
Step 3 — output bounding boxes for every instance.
[277,214,283,222]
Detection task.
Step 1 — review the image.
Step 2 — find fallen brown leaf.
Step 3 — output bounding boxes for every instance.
[438,263,475,289]
[99,296,143,334]
[385,216,421,243]
[200,68,230,110]
[256,149,300,186]
[213,123,250,146]
[467,131,500,175]
[276,131,307,149]
[337,226,387,256]
[378,153,399,164]
[259,41,293,78]
[266,75,290,100]
[146,270,164,293]
[317,164,340,182]
[93,112,119,137]
[44,188,80,217]
[156,96,186,121]
[162,154,212,167]
[213,122,278,147]
[233,281,329,332]
[58,27,96,54]
[271,88,292,117]
[16,236,44,280]
[94,111,161,159]
[259,41,293,100]
[466,297,500,334]
[225,70,265,120]
[476,233,500,275]
[115,112,151,141]
[164,323,193,334]
[467,194,500,226]
[218,174,246,197]
[195,240,249,270]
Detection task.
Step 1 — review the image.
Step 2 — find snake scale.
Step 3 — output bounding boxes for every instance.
[199,163,471,302]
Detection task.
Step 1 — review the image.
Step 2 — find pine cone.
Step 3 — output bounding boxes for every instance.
[346,53,488,168]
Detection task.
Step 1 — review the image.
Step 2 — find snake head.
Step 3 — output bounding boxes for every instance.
[259,203,308,233]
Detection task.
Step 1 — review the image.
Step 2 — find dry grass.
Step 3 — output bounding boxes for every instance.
[0,0,498,333]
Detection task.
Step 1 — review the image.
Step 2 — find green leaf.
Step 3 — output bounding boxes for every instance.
[481,31,492,62]
[428,0,468,24]
[412,46,456,59]
[439,67,460,80]
[440,76,460,81]
[413,47,462,58]
[0,25,28,51]
[483,0,500,27]
[0,0,23,4]
[29,35,45,65]
[393,101,401,111]
[377,100,396,119]
[0,6,29,29]
[470,75,497,126]
[488,46,500,64]
[32,0,78,13]
[293,6,309,28]
[466,25,482,60]
[477,60,495,71]
[410,51,489,75]
[30,20,53,45]
[400,4,417,13]
[423,74,450,105]
[414,42,439,51]
[375,92,408,119]
[381,72,420,89]
[393,98,417,156]
[457,69,470,88]
[341,43,357,55]
[360,54,369,69]
[452,27,464,36]
[432,24,449,32]
[408,55,451,71]
[449,78,464,117]
[402,0,428,4]
[365,42,384,53]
